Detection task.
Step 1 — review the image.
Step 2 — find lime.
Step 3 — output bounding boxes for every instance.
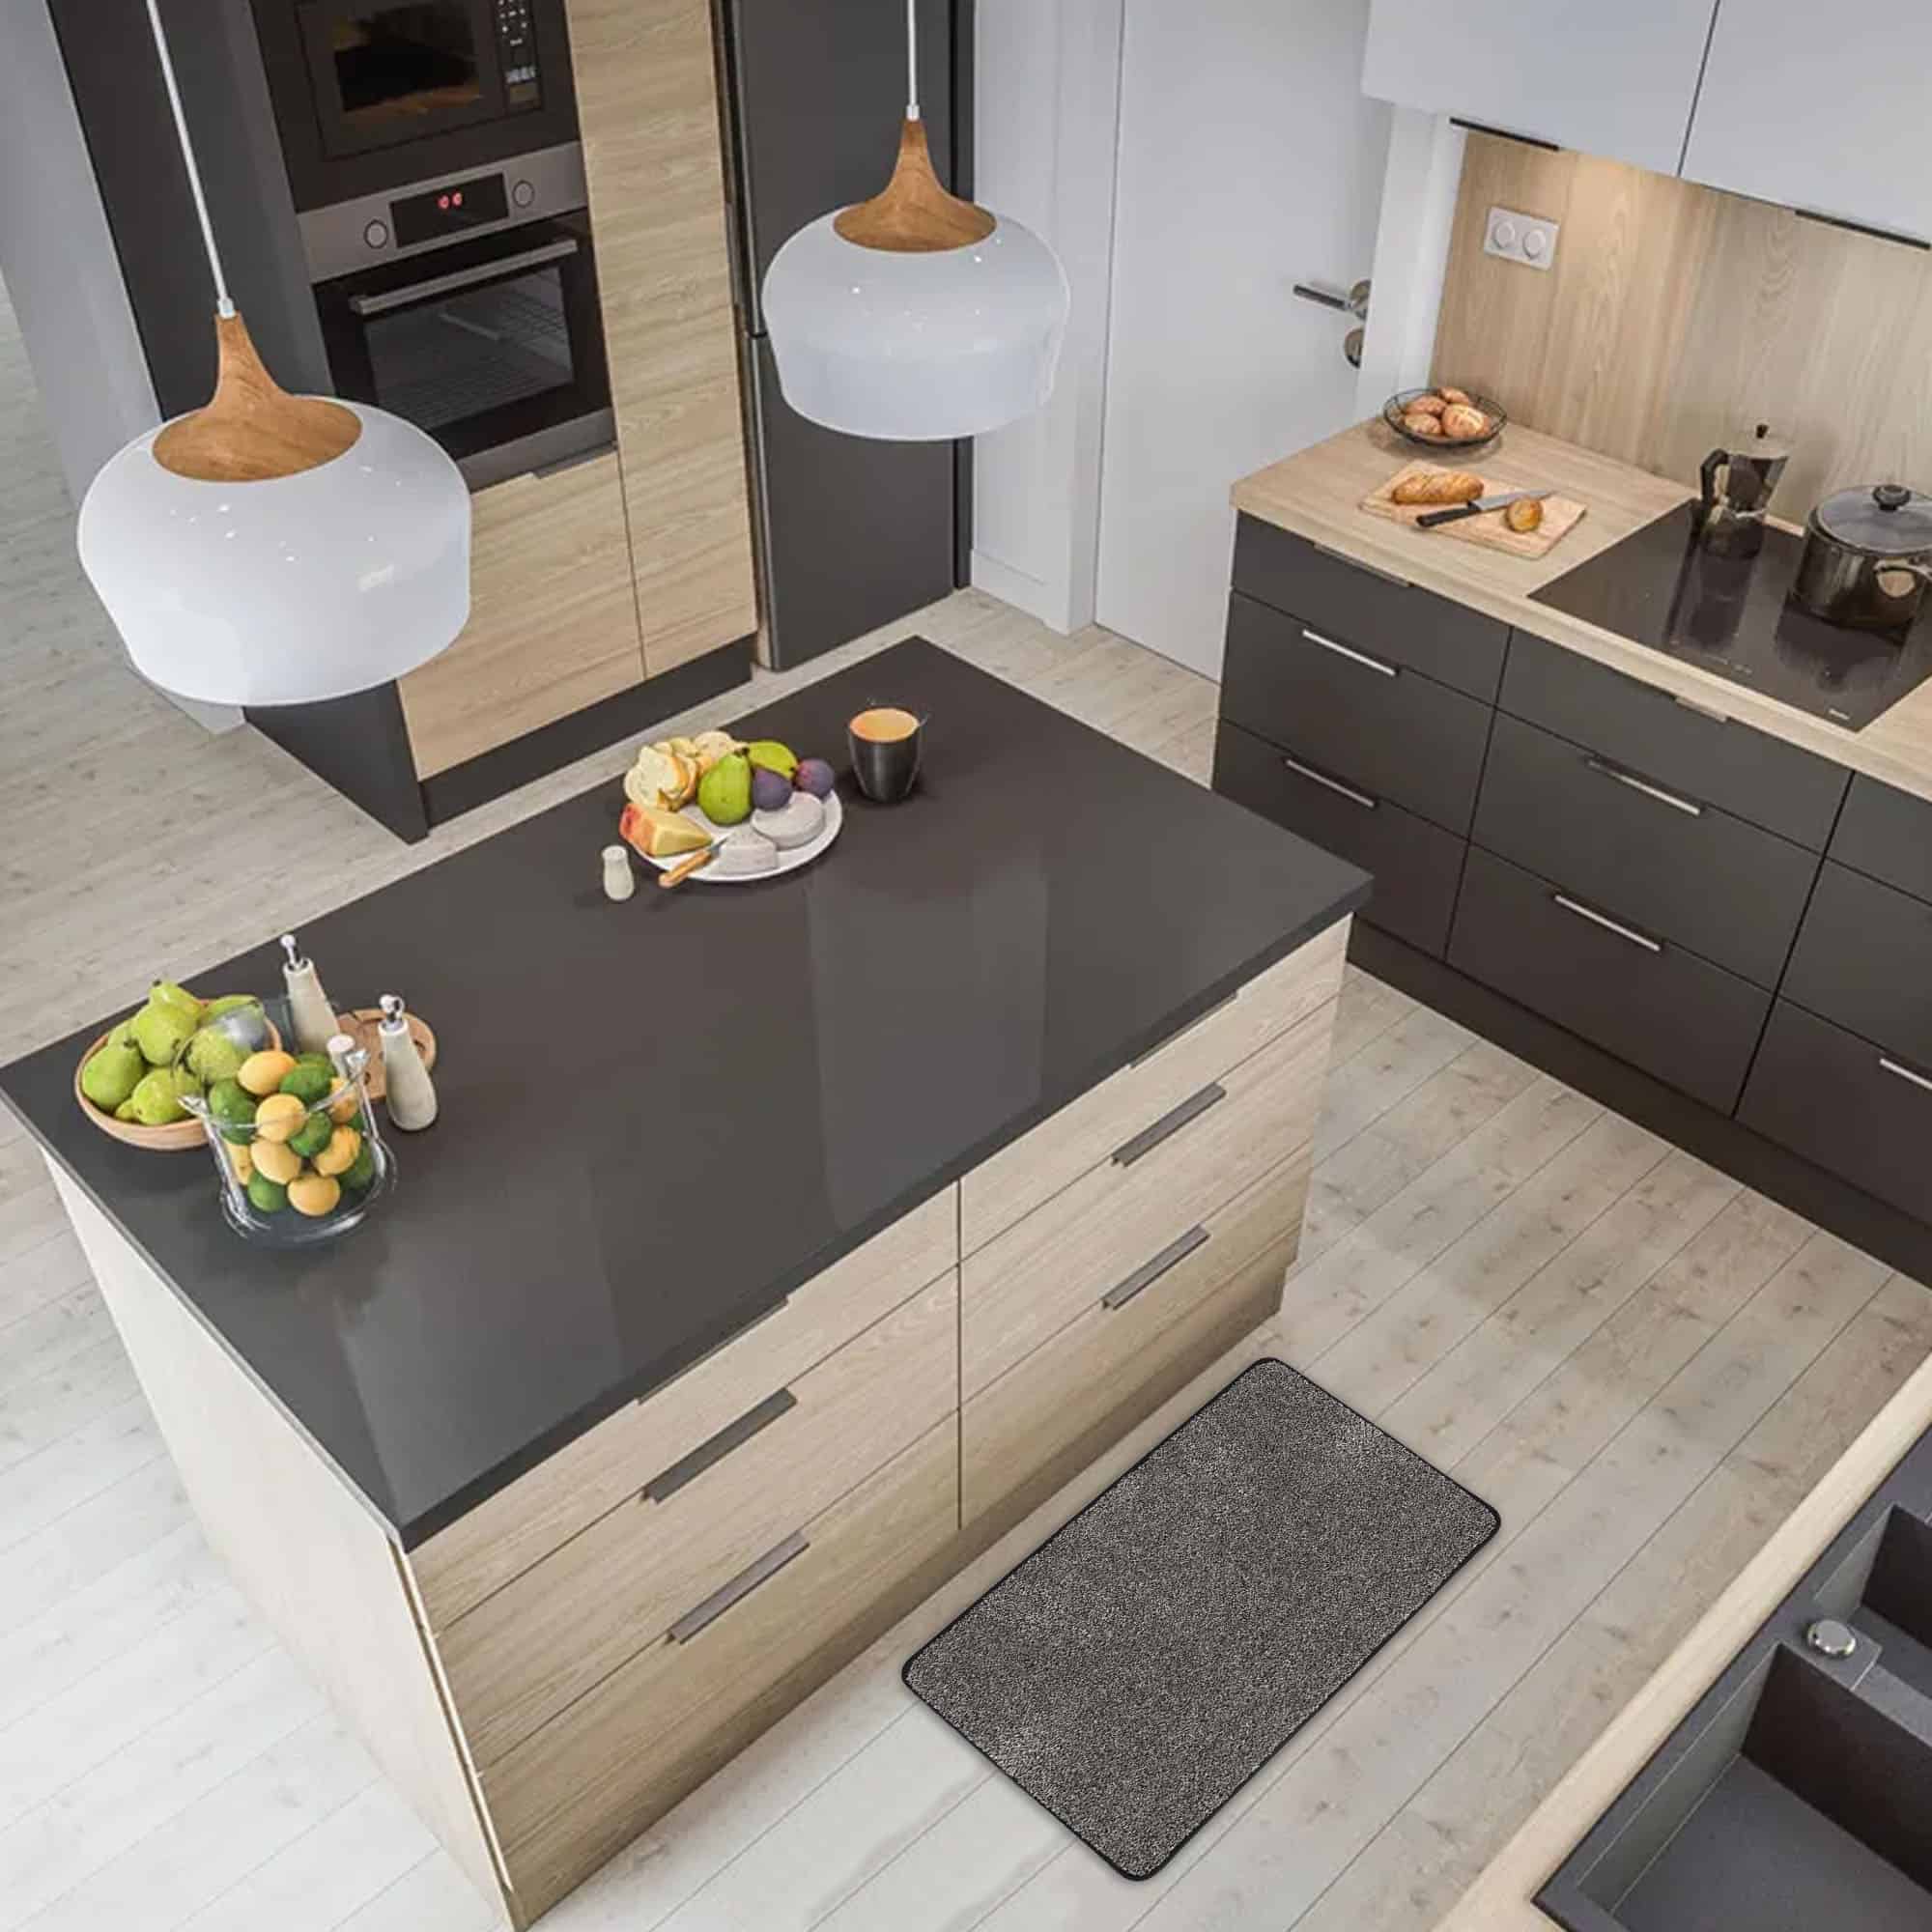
[290,1112,334,1158]
[341,1142,378,1192]
[208,1076,257,1146]
[245,1173,288,1214]
[278,1064,333,1105]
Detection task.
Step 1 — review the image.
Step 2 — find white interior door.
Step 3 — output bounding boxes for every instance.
[1096,2,1390,678]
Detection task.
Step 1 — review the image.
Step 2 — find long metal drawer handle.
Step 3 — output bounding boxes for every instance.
[1308,538,1410,590]
[1112,1082,1227,1166]
[1300,627,1399,678]
[1879,1056,1932,1096]
[348,237,580,316]
[1583,755,1704,817]
[668,1529,810,1644]
[1101,1225,1210,1311]
[1282,754,1378,811]
[641,1388,799,1505]
[1552,893,1663,954]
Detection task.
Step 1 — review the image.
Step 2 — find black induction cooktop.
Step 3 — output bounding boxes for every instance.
[1531,507,1932,729]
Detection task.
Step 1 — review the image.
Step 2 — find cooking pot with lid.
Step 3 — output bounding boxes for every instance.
[1791,483,1932,632]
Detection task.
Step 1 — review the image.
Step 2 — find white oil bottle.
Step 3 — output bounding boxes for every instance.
[378,994,438,1131]
[280,933,338,1056]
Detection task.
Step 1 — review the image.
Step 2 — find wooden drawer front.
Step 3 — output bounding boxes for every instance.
[1449,847,1772,1113]
[489,1422,956,1916]
[398,453,644,780]
[1220,590,1493,834]
[1231,515,1509,701]
[1473,712,1818,987]
[959,917,1345,1257]
[440,1275,954,1767]
[1739,1002,1932,1221]
[1214,718,1465,956]
[1831,777,1932,904]
[1782,862,1932,1070]
[963,1000,1330,1399]
[412,1189,956,1624]
[1499,633,1849,850]
[962,1154,1305,1526]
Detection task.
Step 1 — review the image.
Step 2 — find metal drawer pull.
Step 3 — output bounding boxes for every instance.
[1583,755,1703,817]
[668,1529,810,1643]
[1880,1056,1932,1096]
[641,1388,798,1504]
[1102,1226,1210,1311]
[1300,627,1398,677]
[1309,538,1410,590]
[1282,755,1378,810]
[1669,690,1731,725]
[1551,894,1663,953]
[1133,991,1237,1068]
[348,237,580,316]
[1112,1083,1227,1166]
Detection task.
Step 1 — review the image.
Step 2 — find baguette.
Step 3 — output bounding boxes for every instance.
[1391,469,1484,506]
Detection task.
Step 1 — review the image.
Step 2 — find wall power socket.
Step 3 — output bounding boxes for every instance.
[1483,206,1560,271]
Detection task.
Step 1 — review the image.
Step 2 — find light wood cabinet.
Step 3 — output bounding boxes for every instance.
[566,0,758,676]
[1681,1,1932,242]
[397,453,643,779]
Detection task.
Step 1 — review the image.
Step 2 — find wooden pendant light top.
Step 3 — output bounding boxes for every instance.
[834,116,996,253]
[152,311,362,483]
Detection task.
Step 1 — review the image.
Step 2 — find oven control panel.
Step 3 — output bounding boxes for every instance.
[496,0,541,109]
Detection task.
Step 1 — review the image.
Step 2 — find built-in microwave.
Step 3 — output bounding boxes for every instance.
[251,0,580,212]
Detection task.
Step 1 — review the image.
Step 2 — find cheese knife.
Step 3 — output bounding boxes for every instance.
[1415,488,1551,530]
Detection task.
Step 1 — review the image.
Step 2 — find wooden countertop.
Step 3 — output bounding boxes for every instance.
[1432,1348,1932,1932]
[1233,422,1932,807]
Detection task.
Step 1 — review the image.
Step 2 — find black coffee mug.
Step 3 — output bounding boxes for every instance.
[848,707,923,804]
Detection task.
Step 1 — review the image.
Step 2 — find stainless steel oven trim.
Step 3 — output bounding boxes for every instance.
[299,140,586,283]
[347,237,580,315]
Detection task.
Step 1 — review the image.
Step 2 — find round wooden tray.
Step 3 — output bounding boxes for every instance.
[333,1009,438,1105]
[73,998,282,1153]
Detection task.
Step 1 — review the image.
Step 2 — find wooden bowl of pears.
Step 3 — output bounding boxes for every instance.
[74,982,282,1152]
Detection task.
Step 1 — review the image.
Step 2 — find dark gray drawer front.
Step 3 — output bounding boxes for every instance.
[1499,633,1849,850]
[1213,719,1464,956]
[1230,516,1508,702]
[1831,777,1932,905]
[1220,591,1492,834]
[1782,862,1932,1069]
[1739,1001,1932,1220]
[1472,712,1818,988]
[1448,847,1771,1113]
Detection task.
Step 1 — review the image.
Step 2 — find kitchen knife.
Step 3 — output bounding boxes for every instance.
[1415,489,1551,530]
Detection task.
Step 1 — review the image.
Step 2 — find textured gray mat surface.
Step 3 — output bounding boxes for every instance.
[903,1358,1500,1878]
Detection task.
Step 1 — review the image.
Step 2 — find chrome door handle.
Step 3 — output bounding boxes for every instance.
[668,1529,810,1643]
[1101,1226,1210,1310]
[1583,755,1704,817]
[640,1388,798,1504]
[1879,1056,1932,1095]
[1552,894,1663,953]
[348,237,580,316]
[1112,1083,1227,1166]
[1282,755,1378,810]
[1301,627,1398,677]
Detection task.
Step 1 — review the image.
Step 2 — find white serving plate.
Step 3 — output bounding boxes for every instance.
[640,789,844,884]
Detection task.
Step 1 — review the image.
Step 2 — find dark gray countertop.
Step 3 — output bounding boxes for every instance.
[0,640,1368,1546]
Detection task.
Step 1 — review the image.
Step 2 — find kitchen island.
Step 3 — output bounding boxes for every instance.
[0,639,1367,1925]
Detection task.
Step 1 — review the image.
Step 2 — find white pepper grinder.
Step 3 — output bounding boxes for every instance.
[377,994,438,1131]
[601,843,636,902]
[280,933,338,1056]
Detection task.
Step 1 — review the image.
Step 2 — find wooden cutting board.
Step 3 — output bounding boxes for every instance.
[1360,461,1587,558]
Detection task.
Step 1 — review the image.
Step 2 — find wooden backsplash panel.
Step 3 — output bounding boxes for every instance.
[1433,133,1932,521]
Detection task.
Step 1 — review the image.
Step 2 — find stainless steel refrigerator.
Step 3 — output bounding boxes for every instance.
[721,0,970,668]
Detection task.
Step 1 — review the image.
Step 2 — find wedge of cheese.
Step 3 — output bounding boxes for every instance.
[619,802,710,858]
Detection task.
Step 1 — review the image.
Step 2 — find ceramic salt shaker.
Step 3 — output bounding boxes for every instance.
[280,933,338,1056]
[376,996,438,1131]
[602,844,636,902]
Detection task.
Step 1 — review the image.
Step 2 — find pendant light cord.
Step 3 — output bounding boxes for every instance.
[145,0,234,318]
[904,0,920,121]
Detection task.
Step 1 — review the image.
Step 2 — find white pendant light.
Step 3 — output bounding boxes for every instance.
[77,1,469,709]
[761,0,1069,442]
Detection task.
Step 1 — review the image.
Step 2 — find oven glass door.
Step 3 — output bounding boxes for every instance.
[298,0,510,159]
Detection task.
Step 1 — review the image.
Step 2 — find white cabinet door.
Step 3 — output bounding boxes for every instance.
[1683,2,1932,242]
[1095,1,1389,678]
[1361,0,1719,177]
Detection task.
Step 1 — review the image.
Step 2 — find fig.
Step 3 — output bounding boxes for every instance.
[751,766,791,812]
[794,757,835,799]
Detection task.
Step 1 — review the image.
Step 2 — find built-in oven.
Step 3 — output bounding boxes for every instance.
[251,0,579,212]
[310,157,611,487]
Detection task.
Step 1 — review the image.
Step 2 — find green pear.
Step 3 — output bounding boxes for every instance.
[185,1025,247,1084]
[80,1035,146,1112]
[114,1098,140,1122]
[128,1002,195,1067]
[202,994,255,1020]
[128,1066,193,1126]
[148,980,205,1026]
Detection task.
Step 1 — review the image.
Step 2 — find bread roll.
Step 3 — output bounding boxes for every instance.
[1437,385,1472,407]
[1440,404,1489,440]
[1406,393,1448,417]
[1504,496,1545,534]
[1402,412,1445,439]
[1392,469,1484,506]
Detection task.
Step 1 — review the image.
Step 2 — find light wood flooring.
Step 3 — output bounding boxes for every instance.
[3,278,1929,1932]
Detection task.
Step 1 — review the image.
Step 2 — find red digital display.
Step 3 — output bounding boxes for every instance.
[392,173,509,248]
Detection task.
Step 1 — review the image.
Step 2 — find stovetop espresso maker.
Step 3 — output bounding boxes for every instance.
[1695,423,1792,557]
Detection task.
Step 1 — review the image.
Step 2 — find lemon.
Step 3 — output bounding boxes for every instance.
[238,1050,298,1098]
[250,1137,301,1184]
[252,1093,306,1143]
[312,1125,361,1179]
[288,1174,342,1217]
